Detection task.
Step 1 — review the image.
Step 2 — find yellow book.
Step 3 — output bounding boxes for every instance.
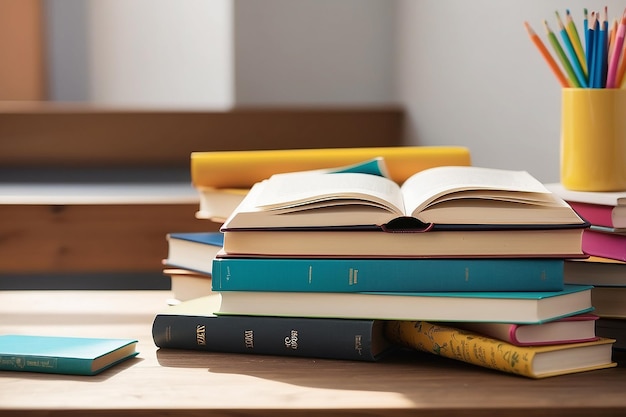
[190,146,471,189]
[385,321,616,379]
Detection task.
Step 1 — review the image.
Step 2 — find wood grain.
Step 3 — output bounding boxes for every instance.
[0,204,215,273]
[0,290,624,417]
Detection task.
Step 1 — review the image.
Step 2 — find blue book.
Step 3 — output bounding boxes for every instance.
[216,285,594,324]
[165,232,224,274]
[0,335,138,376]
[212,256,564,292]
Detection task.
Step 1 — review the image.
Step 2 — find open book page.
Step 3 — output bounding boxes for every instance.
[400,166,556,216]
[253,172,405,215]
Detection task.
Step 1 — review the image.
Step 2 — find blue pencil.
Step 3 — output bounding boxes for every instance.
[588,12,597,87]
[556,11,587,87]
[595,10,608,88]
[600,7,609,88]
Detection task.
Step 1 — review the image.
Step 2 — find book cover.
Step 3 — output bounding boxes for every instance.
[0,335,138,376]
[164,232,224,275]
[216,285,594,324]
[212,256,565,292]
[222,165,585,231]
[582,228,626,262]
[152,294,392,361]
[221,228,586,259]
[567,201,626,230]
[565,256,626,286]
[191,146,472,189]
[454,313,599,346]
[384,321,616,379]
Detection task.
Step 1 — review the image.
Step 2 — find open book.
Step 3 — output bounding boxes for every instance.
[221,159,586,231]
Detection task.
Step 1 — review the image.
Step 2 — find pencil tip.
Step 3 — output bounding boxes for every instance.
[543,20,551,32]
[523,21,534,35]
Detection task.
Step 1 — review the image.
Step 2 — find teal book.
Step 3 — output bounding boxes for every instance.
[216,285,594,324]
[0,335,138,376]
[212,256,564,292]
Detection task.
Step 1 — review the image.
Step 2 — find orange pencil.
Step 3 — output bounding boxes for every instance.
[524,21,570,87]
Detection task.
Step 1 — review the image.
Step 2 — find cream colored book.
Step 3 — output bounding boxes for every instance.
[195,187,248,223]
[222,164,586,231]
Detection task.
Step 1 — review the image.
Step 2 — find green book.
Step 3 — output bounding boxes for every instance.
[0,335,138,376]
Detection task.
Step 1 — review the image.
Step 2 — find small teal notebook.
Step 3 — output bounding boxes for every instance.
[0,335,138,376]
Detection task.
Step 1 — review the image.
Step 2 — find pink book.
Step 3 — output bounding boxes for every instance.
[582,229,626,262]
[568,202,620,229]
[455,314,599,346]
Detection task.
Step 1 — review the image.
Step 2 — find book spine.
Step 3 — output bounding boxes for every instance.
[384,321,539,378]
[152,314,384,362]
[568,202,614,228]
[212,257,565,292]
[0,355,92,375]
[582,230,626,262]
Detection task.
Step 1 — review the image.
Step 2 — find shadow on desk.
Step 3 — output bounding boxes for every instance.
[156,347,626,395]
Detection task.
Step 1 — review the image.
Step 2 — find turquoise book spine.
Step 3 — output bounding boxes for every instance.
[212,257,564,292]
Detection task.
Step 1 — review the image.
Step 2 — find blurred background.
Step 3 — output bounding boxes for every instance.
[2,0,611,182]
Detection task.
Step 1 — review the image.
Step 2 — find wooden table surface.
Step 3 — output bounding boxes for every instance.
[1,290,625,417]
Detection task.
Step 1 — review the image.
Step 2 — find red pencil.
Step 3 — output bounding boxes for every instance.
[524,21,571,87]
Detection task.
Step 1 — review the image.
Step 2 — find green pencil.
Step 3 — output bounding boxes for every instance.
[543,20,581,87]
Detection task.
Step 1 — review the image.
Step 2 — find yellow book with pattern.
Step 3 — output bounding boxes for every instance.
[385,321,616,379]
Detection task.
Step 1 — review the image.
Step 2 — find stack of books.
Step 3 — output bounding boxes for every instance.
[162,146,472,303]
[153,152,617,378]
[547,183,626,351]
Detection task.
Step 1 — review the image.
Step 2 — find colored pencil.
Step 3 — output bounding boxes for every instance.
[524,22,570,88]
[544,20,581,87]
[597,8,609,88]
[606,9,626,88]
[556,11,588,87]
[617,39,626,87]
[588,12,597,88]
[565,9,587,76]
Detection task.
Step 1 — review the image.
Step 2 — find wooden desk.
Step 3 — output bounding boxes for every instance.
[1,290,625,417]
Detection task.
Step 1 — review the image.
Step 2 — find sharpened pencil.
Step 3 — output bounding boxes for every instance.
[607,9,626,88]
[544,20,581,87]
[588,12,597,87]
[564,10,588,78]
[597,8,609,88]
[524,22,570,88]
[556,11,587,87]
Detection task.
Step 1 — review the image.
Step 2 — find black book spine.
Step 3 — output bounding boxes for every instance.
[152,314,383,361]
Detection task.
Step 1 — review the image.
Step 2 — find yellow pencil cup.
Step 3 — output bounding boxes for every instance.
[560,88,626,191]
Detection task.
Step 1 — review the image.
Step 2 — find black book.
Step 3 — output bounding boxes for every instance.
[152,294,392,362]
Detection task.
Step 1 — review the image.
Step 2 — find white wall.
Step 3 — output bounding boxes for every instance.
[233,0,395,106]
[46,0,234,109]
[395,0,623,183]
